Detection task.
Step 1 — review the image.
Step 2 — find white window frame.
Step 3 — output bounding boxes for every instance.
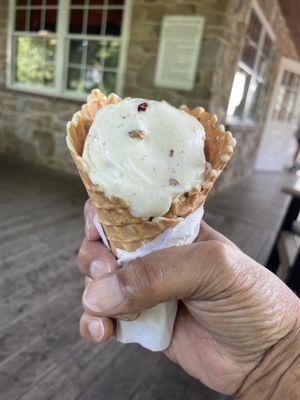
[6,0,132,100]
[226,0,275,125]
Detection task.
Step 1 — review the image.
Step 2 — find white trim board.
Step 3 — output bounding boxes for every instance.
[226,0,276,125]
[252,0,276,41]
[264,57,300,125]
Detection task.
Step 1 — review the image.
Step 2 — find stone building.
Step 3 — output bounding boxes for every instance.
[0,0,299,190]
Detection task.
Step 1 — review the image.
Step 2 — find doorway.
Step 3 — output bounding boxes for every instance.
[255,57,300,171]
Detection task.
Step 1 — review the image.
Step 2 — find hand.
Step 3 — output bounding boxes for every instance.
[77,200,300,398]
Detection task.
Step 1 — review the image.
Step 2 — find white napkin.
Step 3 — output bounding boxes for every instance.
[93,205,204,351]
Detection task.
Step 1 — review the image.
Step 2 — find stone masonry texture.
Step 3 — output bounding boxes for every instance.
[0,0,299,188]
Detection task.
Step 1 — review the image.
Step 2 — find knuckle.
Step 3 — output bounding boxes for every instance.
[207,240,231,263]
[122,258,163,303]
[79,314,86,338]
[76,241,88,272]
[76,245,85,264]
[206,240,239,281]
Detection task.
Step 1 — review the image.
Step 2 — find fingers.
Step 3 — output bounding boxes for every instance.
[80,199,120,343]
[80,312,115,344]
[80,249,116,344]
[81,202,237,326]
[82,240,236,318]
[77,239,118,278]
[84,199,100,241]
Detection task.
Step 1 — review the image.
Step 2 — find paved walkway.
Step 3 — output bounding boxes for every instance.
[0,157,295,400]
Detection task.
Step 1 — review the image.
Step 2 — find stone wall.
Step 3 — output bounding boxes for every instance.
[0,0,299,188]
[125,0,237,114]
[0,91,79,172]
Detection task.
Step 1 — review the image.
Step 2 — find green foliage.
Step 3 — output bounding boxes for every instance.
[67,40,119,95]
[103,40,120,68]
[14,35,118,94]
[15,35,56,87]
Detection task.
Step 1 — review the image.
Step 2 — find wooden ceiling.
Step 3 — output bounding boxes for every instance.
[279,0,300,56]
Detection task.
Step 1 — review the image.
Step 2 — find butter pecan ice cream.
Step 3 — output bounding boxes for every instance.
[82,98,206,218]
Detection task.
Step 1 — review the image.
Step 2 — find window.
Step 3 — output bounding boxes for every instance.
[272,71,300,122]
[7,0,131,99]
[227,2,274,123]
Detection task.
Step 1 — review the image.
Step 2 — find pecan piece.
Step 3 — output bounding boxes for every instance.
[129,130,145,139]
[137,102,148,112]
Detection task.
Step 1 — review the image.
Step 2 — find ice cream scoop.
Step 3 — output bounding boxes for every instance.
[82,98,206,218]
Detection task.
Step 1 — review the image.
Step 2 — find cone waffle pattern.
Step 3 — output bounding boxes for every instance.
[66,90,236,255]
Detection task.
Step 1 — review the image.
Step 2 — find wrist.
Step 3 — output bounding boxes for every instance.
[235,317,300,400]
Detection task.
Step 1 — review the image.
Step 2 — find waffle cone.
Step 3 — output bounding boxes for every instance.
[66,90,235,255]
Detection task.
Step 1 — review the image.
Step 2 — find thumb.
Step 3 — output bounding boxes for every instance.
[82,240,233,317]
